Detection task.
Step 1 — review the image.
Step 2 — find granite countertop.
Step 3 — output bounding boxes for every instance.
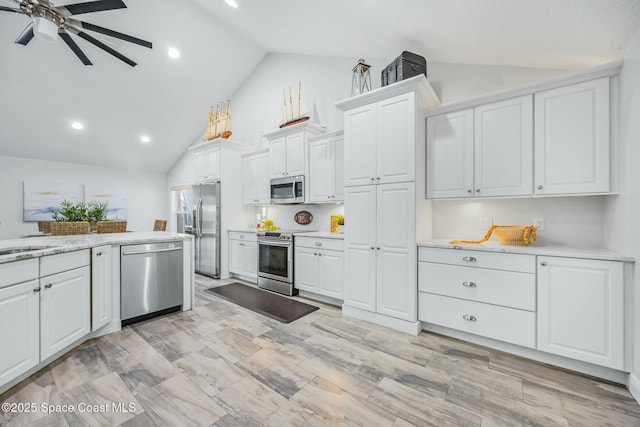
[0,232,192,265]
[418,239,634,262]
[227,229,259,233]
[294,231,344,240]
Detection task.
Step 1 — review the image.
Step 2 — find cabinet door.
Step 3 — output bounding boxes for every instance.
[534,78,610,195]
[318,249,343,299]
[228,240,243,274]
[343,186,377,311]
[537,256,624,369]
[205,146,221,180]
[426,109,474,198]
[0,279,39,386]
[377,93,416,184]
[255,153,271,204]
[270,137,287,178]
[309,137,333,202]
[242,155,257,205]
[344,105,376,187]
[91,245,112,332]
[474,95,533,197]
[40,266,90,360]
[333,136,345,201]
[294,246,318,292]
[242,241,257,279]
[194,151,207,182]
[376,183,416,321]
[285,132,305,176]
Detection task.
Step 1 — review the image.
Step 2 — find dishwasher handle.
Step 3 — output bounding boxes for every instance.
[122,247,183,256]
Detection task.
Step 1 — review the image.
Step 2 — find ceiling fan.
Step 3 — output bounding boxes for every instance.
[0,0,152,66]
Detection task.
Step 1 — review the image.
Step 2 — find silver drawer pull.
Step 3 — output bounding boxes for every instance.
[96,252,103,257]
[462,256,477,262]
[45,283,52,289]
[540,261,547,266]
[315,242,322,246]
[462,314,477,322]
[462,281,477,288]
[33,287,41,293]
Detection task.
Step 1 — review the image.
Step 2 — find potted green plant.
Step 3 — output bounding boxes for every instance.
[50,199,90,235]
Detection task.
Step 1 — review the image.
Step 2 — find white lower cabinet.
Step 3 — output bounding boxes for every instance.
[228,231,257,280]
[40,265,91,360]
[294,237,343,300]
[91,245,112,331]
[537,256,624,370]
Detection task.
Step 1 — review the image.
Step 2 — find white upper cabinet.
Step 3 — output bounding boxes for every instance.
[534,78,610,195]
[344,93,416,187]
[427,95,533,199]
[194,146,221,182]
[264,122,326,180]
[308,131,344,203]
[242,150,270,205]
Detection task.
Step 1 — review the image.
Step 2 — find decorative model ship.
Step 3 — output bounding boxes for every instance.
[203,100,233,141]
[280,81,310,128]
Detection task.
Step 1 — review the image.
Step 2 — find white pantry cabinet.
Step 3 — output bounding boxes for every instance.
[194,145,221,182]
[294,236,344,300]
[242,150,270,205]
[344,92,416,187]
[426,95,533,198]
[534,78,610,195]
[91,245,112,331]
[308,131,344,203]
[537,256,624,370]
[344,183,416,321]
[264,122,326,180]
[228,231,257,281]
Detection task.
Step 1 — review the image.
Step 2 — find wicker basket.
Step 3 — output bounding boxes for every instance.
[493,225,537,246]
[50,221,90,236]
[37,221,52,234]
[97,220,127,234]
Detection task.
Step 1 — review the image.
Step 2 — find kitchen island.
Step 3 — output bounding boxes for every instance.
[0,231,194,394]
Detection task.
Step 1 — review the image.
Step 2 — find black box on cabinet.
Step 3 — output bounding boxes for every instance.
[381,51,427,87]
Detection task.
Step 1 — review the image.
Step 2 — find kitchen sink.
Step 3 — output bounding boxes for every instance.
[0,246,57,256]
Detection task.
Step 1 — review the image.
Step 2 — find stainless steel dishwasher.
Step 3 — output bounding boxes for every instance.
[120,241,183,325]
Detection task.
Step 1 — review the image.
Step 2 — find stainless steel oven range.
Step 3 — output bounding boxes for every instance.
[257,230,296,296]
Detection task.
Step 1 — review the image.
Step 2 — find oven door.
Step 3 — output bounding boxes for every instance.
[258,241,292,283]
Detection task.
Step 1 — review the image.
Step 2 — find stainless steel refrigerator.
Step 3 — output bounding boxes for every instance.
[192,182,221,278]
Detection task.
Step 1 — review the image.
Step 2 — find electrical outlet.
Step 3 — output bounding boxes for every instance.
[533,218,545,230]
[480,217,493,230]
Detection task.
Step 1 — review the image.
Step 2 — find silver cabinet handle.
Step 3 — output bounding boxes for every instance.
[462,256,477,262]
[370,177,375,181]
[45,283,52,289]
[467,189,472,193]
[96,252,103,257]
[462,281,477,288]
[371,246,375,250]
[376,177,380,181]
[476,189,480,193]
[537,185,544,190]
[462,315,477,321]
[318,253,322,256]
[315,242,322,247]
[376,247,380,250]
[540,261,547,266]
[33,287,41,293]
[327,196,331,199]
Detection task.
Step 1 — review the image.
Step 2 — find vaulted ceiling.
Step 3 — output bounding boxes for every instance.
[1,0,639,173]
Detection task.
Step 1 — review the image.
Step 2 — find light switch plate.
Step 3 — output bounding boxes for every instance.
[533,218,545,230]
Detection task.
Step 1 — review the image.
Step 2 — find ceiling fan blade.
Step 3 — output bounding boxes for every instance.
[76,21,152,49]
[73,30,137,66]
[60,0,126,16]
[60,31,93,65]
[15,22,34,45]
[0,6,22,13]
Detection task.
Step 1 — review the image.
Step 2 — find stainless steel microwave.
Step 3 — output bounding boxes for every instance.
[270,175,304,204]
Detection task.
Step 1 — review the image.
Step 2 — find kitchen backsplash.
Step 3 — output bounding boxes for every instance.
[257,203,344,232]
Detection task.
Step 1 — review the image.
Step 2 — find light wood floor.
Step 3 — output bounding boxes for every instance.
[2,275,640,426]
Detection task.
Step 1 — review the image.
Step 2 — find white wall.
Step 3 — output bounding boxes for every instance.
[0,156,168,240]
[608,25,640,392]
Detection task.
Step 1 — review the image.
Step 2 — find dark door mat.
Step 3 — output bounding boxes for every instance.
[205,283,319,323]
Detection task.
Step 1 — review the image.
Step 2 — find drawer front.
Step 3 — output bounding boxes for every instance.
[228,231,257,242]
[40,250,90,277]
[295,237,344,252]
[418,262,535,311]
[418,247,535,273]
[0,259,39,289]
[419,292,536,348]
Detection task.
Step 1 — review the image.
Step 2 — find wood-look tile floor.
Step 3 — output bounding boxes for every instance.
[2,275,640,426]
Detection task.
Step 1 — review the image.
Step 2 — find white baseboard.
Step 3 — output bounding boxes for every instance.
[629,372,640,405]
[342,305,421,335]
[298,290,342,307]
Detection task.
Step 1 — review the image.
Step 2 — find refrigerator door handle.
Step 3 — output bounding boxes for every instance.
[197,198,203,237]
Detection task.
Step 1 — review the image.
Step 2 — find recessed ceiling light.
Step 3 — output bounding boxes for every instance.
[168,47,180,59]
[225,0,238,8]
[141,135,151,143]
[71,122,84,130]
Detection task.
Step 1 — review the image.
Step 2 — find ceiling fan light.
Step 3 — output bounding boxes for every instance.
[33,17,58,44]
